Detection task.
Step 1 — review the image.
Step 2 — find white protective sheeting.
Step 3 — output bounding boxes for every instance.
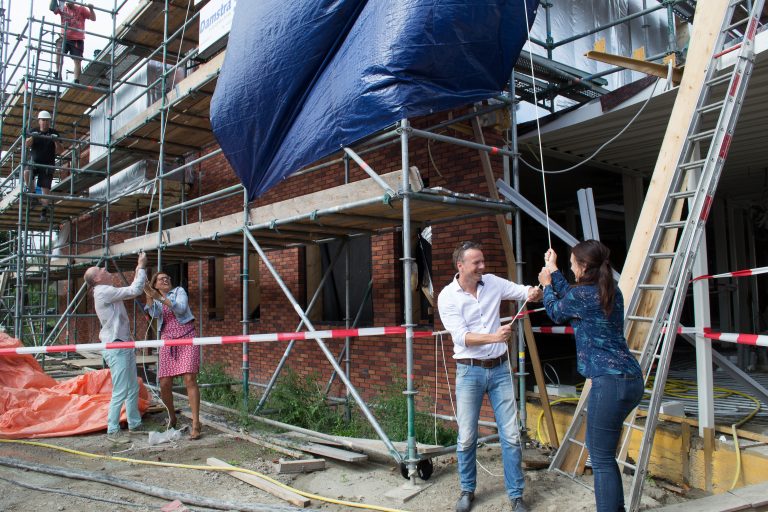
[90,61,185,161]
[526,0,672,108]
[88,160,191,201]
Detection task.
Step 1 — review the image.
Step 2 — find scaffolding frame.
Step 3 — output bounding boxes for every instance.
[1,0,714,483]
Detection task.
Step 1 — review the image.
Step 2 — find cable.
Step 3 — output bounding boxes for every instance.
[543,363,560,386]
[519,76,661,175]
[0,474,156,510]
[0,439,409,512]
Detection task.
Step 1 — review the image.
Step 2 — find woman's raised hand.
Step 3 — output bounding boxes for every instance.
[544,248,558,271]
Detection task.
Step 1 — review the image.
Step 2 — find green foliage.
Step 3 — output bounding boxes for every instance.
[265,368,457,446]
[365,376,457,446]
[265,368,360,434]
[198,364,457,446]
[198,363,249,411]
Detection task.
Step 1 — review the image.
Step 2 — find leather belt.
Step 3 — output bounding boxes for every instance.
[456,354,508,369]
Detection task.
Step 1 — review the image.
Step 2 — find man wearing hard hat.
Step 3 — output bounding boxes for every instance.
[25,111,63,223]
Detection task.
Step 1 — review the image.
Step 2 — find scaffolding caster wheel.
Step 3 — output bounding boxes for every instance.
[399,458,434,481]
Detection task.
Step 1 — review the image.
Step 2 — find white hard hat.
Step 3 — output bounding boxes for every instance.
[38,110,52,120]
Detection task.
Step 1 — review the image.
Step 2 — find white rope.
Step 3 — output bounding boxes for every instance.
[520,0,552,249]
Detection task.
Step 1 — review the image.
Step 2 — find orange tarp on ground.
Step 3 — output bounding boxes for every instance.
[0,333,150,439]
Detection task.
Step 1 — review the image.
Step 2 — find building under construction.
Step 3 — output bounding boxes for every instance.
[1,1,768,510]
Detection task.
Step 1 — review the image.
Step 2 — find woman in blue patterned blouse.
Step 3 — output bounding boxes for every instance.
[538,240,643,512]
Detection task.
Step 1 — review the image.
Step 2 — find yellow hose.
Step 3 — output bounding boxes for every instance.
[0,439,410,512]
[535,397,579,446]
[730,424,742,490]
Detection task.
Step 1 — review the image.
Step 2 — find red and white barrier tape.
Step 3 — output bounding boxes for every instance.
[0,326,435,357]
[703,329,768,347]
[532,324,768,348]
[2,307,551,357]
[691,265,768,282]
[532,326,573,334]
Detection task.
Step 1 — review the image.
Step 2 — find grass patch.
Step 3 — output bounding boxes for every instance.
[198,364,457,446]
[265,368,457,446]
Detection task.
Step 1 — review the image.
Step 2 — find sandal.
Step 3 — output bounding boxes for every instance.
[189,424,202,440]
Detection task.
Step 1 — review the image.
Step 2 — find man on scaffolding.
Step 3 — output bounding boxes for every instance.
[438,241,542,512]
[24,110,62,223]
[53,1,96,84]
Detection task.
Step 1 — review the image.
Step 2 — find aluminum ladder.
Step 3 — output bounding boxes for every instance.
[549,1,763,510]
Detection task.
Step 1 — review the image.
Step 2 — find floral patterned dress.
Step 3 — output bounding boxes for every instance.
[157,303,199,378]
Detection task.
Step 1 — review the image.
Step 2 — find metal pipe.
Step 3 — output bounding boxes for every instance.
[342,147,395,196]
[242,190,250,410]
[553,2,669,48]
[399,119,419,482]
[254,240,348,411]
[409,127,517,158]
[410,190,517,214]
[343,155,352,422]
[108,184,243,232]
[324,279,373,395]
[14,0,34,338]
[243,230,404,464]
[156,0,170,272]
[509,71,527,428]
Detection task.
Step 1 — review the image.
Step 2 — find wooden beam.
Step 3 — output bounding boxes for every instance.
[275,458,326,474]
[585,50,684,84]
[471,116,559,448]
[207,457,311,508]
[287,442,367,463]
[67,169,423,260]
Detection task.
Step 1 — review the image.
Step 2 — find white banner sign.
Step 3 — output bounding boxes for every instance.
[199,0,236,56]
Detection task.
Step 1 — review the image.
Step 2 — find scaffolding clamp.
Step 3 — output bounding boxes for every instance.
[309,210,319,221]
[269,219,279,231]
[382,193,393,206]
[184,238,191,247]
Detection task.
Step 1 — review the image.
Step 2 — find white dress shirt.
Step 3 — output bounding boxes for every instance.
[437,273,530,360]
[93,268,147,343]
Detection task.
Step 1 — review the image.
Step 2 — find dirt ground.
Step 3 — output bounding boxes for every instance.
[0,408,696,512]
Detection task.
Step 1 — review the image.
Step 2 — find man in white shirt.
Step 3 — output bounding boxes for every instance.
[84,252,148,443]
[437,241,542,512]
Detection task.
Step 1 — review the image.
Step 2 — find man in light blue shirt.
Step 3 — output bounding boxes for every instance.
[85,252,147,444]
[438,241,541,512]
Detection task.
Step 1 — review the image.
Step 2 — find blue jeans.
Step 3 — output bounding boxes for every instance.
[587,373,644,512]
[103,349,142,434]
[455,360,523,499]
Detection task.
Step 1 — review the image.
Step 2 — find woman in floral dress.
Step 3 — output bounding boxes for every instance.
[145,273,201,439]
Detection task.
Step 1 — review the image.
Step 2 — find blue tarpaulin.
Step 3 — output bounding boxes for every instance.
[211,0,539,200]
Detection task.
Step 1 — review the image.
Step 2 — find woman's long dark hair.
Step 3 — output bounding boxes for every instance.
[571,240,615,317]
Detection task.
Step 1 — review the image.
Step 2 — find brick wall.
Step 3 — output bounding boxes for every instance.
[64,108,519,426]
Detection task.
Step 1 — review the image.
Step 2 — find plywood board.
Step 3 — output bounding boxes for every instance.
[207,457,310,508]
